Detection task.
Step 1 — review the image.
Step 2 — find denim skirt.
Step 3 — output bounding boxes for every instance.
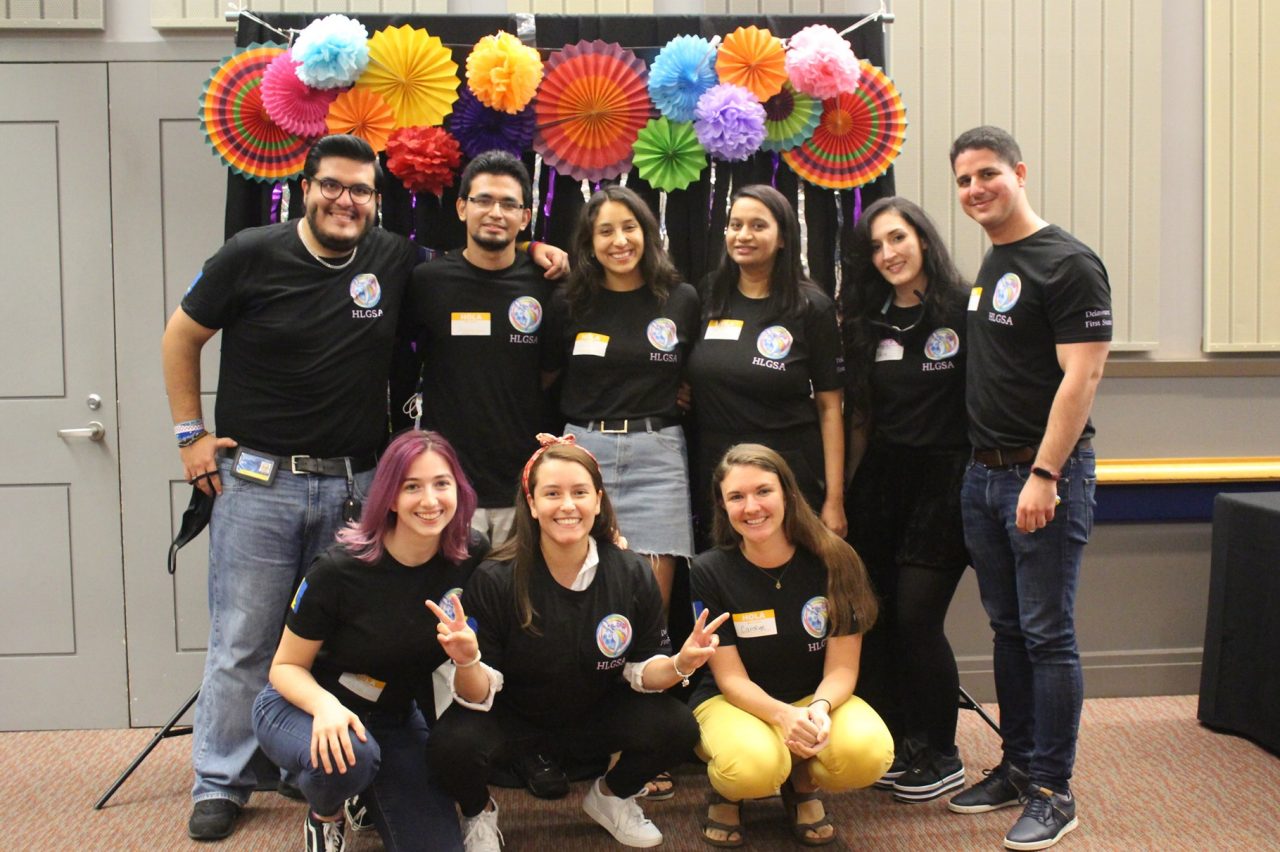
[565,422,694,558]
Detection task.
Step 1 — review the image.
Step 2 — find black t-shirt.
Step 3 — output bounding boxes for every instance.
[966,225,1112,448]
[687,287,844,433]
[689,546,855,707]
[554,282,700,422]
[465,542,667,729]
[406,252,565,507]
[182,223,419,458]
[286,532,489,715]
[866,296,969,448]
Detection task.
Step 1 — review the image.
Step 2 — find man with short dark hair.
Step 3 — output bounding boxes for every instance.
[945,126,1111,851]
[406,150,564,545]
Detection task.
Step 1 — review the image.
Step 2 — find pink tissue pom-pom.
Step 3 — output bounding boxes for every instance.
[261,52,339,138]
[785,25,860,101]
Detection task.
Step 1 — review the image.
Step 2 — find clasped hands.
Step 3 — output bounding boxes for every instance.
[780,701,832,759]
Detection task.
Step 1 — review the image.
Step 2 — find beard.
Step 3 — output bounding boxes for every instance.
[470,229,514,253]
[306,203,373,253]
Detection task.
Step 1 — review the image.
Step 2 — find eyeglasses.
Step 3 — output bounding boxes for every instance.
[463,195,525,213]
[311,177,377,205]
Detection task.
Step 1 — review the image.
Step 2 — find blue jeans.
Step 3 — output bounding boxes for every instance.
[960,448,1096,792]
[253,685,463,852]
[191,457,373,804]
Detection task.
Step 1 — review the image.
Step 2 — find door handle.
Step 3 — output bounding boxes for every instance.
[58,421,106,442]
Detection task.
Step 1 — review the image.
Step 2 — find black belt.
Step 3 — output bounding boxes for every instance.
[972,439,1092,469]
[568,416,680,434]
[218,446,376,476]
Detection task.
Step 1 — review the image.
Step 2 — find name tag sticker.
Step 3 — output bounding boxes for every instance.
[338,672,386,703]
[875,339,905,362]
[573,332,610,357]
[451,312,491,336]
[967,287,982,312]
[733,609,778,638]
[705,319,744,341]
[231,448,276,485]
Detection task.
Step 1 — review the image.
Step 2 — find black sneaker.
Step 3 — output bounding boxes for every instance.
[874,737,923,790]
[304,811,347,852]
[187,798,241,841]
[1003,787,1077,850]
[513,752,569,799]
[344,794,375,832]
[892,748,966,802]
[948,761,1029,813]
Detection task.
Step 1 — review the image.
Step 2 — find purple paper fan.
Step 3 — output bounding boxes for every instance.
[448,85,536,160]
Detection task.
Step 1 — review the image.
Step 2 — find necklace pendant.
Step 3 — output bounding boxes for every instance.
[775,580,782,590]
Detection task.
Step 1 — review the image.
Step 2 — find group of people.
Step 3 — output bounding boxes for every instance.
[163,123,1111,852]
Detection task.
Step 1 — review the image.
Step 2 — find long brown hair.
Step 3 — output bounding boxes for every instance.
[489,442,620,634]
[709,444,878,634]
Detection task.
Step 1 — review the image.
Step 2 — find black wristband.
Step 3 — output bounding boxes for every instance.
[1031,465,1060,481]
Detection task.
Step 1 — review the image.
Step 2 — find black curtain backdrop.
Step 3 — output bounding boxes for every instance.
[229,13,893,295]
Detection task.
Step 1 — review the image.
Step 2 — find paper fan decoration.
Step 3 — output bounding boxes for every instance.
[632,117,707,192]
[534,40,652,182]
[356,25,459,128]
[782,61,907,189]
[466,31,544,114]
[448,86,536,159]
[200,43,311,182]
[261,52,339,139]
[326,86,398,152]
[292,14,369,90]
[694,83,767,162]
[715,26,787,103]
[760,82,821,153]
[785,24,861,100]
[648,35,719,123]
[386,126,463,195]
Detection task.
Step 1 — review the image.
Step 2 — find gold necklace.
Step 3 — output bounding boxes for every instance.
[748,555,793,590]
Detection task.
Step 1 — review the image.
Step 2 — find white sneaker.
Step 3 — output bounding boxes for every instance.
[461,798,504,852]
[582,777,663,848]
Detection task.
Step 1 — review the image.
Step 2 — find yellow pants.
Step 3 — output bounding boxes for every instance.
[693,694,894,801]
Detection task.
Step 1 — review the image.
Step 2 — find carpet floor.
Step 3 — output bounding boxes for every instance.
[8,695,1278,850]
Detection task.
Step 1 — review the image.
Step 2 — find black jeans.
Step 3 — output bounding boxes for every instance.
[427,686,699,817]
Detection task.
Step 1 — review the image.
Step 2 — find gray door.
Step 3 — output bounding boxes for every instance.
[111,59,228,726]
[0,64,127,729]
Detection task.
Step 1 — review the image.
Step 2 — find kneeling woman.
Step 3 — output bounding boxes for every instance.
[427,435,727,850]
[692,444,893,847]
[252,430,486,851]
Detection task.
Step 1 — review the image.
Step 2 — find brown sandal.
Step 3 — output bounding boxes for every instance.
[701,791,745,848]
[642,771,676,801]
[780,779,835,846]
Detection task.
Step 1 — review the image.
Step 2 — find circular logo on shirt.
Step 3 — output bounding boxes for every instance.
[647,318,678,352]
[439,588,465,620]
[801,596,829,639]
[349,274,381,308]
[992,273,1021,313]
[924,327,960,360]
[756,325,794,360]
[508,296,543,333]
[595,614,633,659]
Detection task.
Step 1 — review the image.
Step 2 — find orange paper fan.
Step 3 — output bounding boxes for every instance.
[716,26,787,102]
[326,87,397,152]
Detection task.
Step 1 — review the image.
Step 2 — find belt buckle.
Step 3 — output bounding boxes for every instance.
[601,419,629,434]
[290,455,309,475]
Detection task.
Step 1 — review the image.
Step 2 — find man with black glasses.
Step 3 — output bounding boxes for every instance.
[405,150,565,546]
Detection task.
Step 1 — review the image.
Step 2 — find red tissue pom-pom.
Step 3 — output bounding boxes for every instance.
[386,125,463,195]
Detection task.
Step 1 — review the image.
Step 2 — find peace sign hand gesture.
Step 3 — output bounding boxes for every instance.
[425,593,479,667]
[673,608,731,675]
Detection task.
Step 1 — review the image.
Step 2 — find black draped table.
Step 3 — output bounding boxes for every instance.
[1197,491,1280,754]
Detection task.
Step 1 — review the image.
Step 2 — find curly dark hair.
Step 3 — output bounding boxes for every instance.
[563,185,682,321]
[841,196,969,425]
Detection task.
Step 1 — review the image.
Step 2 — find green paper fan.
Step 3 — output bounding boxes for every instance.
[632,117,707,192]
[761,82,822,153]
